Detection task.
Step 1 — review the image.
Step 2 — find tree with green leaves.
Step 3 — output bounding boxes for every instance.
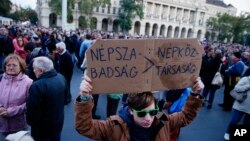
[206,13,232,42]
[78,0,111,29]
[49,0,76,23]
[8,7,38,25]
[0,0,12,16]
[118,0,144,32]
[206,13,250,44]
[230,15,250,43]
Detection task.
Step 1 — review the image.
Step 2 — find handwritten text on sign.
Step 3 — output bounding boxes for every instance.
[86,39,203,93]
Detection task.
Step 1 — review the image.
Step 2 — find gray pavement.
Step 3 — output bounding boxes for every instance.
[61,67,232,141]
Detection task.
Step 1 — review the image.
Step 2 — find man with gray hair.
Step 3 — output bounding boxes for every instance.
[26,56,68,141]
[55,41,74,104]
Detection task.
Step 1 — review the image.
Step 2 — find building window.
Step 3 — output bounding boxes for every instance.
[102,7,105,13]
[113,7,116,14]
[118,8,121,13]
[108,6,111,14]
[96,7,99,12]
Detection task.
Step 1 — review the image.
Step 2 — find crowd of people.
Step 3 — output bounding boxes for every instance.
[0,24,249,141]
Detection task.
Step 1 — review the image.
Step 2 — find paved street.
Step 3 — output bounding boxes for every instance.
[61,67,232,141]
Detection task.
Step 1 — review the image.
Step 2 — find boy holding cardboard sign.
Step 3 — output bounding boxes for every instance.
[74,76,204,141]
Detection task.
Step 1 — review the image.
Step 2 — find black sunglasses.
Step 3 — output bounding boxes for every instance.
[133,106,159,118]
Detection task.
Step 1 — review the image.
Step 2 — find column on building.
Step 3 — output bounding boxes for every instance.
[140,22,145,36]
[180,8,184,24]
[188,10,192,24]
[167,5,170,22]
[96,19,102,31]
[108,20,113,32]
[159,4,163,20]
[174,7,177,22]
[193,8,200,38]
[151,3,155,18]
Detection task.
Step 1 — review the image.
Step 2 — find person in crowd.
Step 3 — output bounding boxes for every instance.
[73,34,83,69]
[13,36,28,60]
[202,49,224,109]
[55,42,74,104]
[219,52,249,111]
[79,34,92,64]
[223,76,250,140]
[74,76,204,141]
[45,31,59,59]
[64,31,76,64]
[0,54,33,140]
[107,93,122,117]
[167,88,191,141]
[24,41,49,80]
[0,26,15,74]
[241,51,250,67]
[200,46,214,82]
[26,56,68,141]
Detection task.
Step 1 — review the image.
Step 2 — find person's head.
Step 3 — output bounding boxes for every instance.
[32,56,54,78]
[206,47,214,57]
[24,42,35,53]
[127,92,158,128]
[16,36,25,47]
[55,41,66,54]
[86,34,92,40]
[3,54,27,76]
[242,51,250,61]
[232,51,241,62]
[213,49,223,60]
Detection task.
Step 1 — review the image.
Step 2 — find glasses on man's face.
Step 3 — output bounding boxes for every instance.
[133,106,159,118]
[6,64,19,68]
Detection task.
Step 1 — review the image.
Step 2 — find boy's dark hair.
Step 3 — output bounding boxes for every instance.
[127,92,156,110]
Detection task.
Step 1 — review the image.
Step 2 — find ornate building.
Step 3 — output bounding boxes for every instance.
[36,0,236,40]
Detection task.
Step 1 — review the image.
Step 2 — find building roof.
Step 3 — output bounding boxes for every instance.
[206,0,234,8]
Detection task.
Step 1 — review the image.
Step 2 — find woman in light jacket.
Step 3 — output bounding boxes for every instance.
[223,76,250,140]
[0,54,33,140]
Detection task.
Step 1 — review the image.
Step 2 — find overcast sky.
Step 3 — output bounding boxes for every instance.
[224,0,249,14]
[10,0,250,14]
[11,0,36,9]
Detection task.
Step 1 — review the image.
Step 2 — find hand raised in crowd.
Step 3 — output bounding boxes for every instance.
[191,77,204,94]
[79,75,93,95]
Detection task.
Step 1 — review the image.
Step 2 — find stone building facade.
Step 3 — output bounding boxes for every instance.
[36,0,236,40]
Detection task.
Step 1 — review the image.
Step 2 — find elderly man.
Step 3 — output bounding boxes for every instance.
[26,56,68,141]
[55,41,74,104]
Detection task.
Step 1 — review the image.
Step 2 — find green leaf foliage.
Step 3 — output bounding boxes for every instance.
[0,0,12,16]
[118,0,144,32]
[206,13,250,44]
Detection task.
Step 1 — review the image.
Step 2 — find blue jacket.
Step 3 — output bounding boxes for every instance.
[79,39,92,60]
[227,60,248,77]
[26,69,68,140]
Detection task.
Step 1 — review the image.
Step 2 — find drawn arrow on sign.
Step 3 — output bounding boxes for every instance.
[142,56,155,74]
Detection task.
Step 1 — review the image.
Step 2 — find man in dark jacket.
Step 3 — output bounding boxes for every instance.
[56,41,74,104]
[26,56,68,141]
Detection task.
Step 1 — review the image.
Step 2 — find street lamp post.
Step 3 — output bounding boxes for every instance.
[62,0,67,31]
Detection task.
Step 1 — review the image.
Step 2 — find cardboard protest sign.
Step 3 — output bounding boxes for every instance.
[86,39,203,93]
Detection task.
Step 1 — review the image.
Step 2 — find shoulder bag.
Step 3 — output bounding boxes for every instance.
[211,63,223,87]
